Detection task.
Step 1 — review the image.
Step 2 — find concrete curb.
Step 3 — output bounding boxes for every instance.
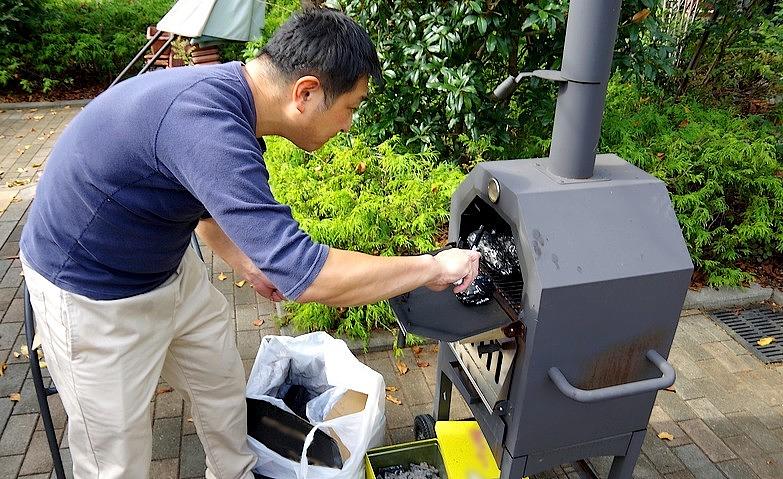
[0,98,91,110]
[683,283,776,310]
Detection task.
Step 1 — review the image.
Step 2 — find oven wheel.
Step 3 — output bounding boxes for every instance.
[414,414,437,440]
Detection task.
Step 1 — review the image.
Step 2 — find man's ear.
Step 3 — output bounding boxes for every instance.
[293,76,322,113]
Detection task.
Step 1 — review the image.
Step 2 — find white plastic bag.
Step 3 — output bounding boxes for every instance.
[246,332,386,479]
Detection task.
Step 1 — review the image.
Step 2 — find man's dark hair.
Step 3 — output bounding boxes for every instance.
[261,8,382,105]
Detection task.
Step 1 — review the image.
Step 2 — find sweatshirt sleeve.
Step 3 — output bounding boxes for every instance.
[154,80,328,300]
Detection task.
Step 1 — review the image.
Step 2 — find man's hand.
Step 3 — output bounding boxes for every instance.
[247,270,286,302]
[425,248,481,294]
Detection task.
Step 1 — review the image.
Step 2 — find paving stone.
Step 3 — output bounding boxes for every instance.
[632,453,664,479]
[179,434,206,478]
[640,429,687,475]
[14,379,43,415]
[235,330,261,360]
[662,470,696,479]
[0,394,13,430]
[388,426,414,445]
[399,370,432,407]
[0,454,23,478]
[2,297,23,323]
[668,377,704,401]
[235,304,261,331]
[18,430,53,475]
[0,321,22,350]
[0,266,23,289]
[154,390,184,419]
[182,401,196,435]
[152,417,182,460]
[34,395,66,432]
[671,444,725,479]
[725,412,783,453]
[744,452,783,479]
[685,398,741,438]
[233,282,256,305]
[722,434,767,459]
[0,413,37,455]
[716,459,761,479]
[648,406,692,447]
[150,458,179,479]
[678,418,736,462]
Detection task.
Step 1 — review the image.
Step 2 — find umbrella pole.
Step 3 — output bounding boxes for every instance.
[109,29,165,89]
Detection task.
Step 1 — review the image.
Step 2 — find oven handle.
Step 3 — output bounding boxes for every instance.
[548,350,675,403]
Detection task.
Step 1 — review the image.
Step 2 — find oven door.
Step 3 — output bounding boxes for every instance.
[390,287,511,342]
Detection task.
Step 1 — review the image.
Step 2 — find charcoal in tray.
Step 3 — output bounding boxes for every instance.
[466,228,518,277]
[455,272,494,306]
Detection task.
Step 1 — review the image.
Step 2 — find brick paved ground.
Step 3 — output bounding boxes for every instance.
[0,105,781,478]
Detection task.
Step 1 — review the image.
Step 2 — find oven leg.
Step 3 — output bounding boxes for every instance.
[607,429,645,479]
[434,343,452,421]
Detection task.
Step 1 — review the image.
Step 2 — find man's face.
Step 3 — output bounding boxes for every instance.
[290,76,369,152]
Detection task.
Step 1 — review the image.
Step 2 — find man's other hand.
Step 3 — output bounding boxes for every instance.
[425,248,481,294]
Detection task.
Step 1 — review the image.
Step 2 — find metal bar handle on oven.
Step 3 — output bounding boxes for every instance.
[548,350,676,403]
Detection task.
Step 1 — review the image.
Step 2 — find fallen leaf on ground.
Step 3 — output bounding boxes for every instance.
[217,272,227,281]
[396,360,409,375]
[39,360,47,369]
[678,119,689,128]
[664,386,676,393]
[30,109,38,112]
[187,417,193,423]
[416,360,430,368]
[20,345,29,358]
[16,168,27,173]
[356,162,366,174]
[12,352,20,358]
[234,280,247,287]
[0,362,6,376]
[385,394,402,405]
[9,392,21,402]
[432,345,439,353]
[758,337,775,347]
[63,106,70,110]
[412,346,423,356]
[32,162,42,168]
[32,115,44,120]
[657,432,674,441]
[252,318,264,327]
[385,386,398,392]
[156,386,174,396]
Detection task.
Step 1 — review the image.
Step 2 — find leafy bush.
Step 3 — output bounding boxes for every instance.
[262,135,464,340]
[675,0,782,111]
[0,0,173,92]
[520,80,783,286]
[334,0,672,162]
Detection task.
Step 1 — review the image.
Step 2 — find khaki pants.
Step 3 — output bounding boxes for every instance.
[22,249,256,479]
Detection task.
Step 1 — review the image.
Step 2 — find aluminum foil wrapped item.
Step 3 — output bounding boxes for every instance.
[455,272,494,306]
[466,227,518,277]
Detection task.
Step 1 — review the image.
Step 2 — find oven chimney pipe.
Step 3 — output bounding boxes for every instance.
[547,0,623,180]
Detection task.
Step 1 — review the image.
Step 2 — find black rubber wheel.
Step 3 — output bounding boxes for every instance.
[414,414,437,440]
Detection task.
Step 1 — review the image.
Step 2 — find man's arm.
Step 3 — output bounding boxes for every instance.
[197,218,480,307]
[195,218,285,301]
[296,247,480,307]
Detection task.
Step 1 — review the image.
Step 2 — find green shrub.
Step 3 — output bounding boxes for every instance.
[333,0,672,162]
[520,80,782,286]
[0,0,173,92]
[262,135,464,340]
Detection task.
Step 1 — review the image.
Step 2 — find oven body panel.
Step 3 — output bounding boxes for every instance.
[443,154,693,465]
